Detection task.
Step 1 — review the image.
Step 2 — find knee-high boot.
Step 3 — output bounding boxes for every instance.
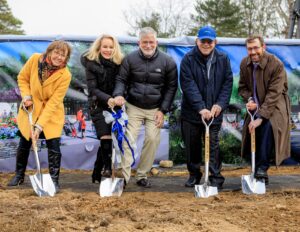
[48,150,62,192]
[92,147,103,183]
[7,148,30,186]
[101,139,112,178]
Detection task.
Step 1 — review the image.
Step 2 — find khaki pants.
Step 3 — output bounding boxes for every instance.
[121,103,161,182]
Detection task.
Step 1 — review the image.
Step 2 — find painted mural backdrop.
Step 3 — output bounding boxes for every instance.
[0,37,299,163]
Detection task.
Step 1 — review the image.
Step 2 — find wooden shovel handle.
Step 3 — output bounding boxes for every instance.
[205,133,209,163]
[251,130,255,153]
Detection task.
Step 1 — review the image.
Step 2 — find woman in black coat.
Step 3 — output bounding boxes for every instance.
[81,34,123,183]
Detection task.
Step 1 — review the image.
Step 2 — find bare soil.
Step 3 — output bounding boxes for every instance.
[1,166,300,232]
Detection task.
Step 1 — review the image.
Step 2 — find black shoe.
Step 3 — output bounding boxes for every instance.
[210,182,224,191]
[7,175,24,186]
[92,176,101,184]
[92,168,102,183]
[185,174,202,188]
[255,168,269,185]
[256,177,269,185]
[136,178,151,188]
[209,173,225,190]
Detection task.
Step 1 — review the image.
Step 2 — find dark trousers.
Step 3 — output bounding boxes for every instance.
[181,120,224,185]
[255,119,274,172]
[19,132,61,154]
[18,132,62,184]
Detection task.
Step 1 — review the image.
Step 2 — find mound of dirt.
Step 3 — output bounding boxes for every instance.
[1,166,300,232]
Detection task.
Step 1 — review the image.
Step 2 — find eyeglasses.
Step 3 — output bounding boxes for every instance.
[247,46,261,52]
[200,39,214,44]
[53,50,67,58]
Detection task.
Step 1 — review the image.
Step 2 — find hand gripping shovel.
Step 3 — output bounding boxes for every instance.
[195,116,218,198]
[99,146,124,197]
[24,104,56,197]
[241,108,266,195]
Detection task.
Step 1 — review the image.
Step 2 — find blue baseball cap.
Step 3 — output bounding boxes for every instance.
[197,26,216,40]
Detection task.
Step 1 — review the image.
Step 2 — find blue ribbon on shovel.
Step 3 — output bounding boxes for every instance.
[110,109,136,167]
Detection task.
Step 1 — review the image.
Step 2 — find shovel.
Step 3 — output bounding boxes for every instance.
[23,104,56,197]
[99,146,124,197]
[241,108,266,195]
[195,116,218,198]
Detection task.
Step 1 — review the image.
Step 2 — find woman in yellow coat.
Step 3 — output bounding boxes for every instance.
[8,40,72,192]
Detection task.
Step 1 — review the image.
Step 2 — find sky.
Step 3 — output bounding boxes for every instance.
[6,0,149,36]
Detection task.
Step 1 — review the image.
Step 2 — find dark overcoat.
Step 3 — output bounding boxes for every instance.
[238,52,291,165]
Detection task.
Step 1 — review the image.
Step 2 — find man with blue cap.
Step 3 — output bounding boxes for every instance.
[180,25,233,189]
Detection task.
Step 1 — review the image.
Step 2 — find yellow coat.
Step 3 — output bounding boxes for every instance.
[17,53,71,141]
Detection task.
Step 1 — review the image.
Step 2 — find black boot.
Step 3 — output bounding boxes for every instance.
[92,148,103,183]
[48,150,62,193]
[8,148,30,186]
[101,139,112,178]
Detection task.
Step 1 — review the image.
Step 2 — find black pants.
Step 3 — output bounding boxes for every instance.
[19,132,61,154]
[255,119,274,172]
[181,120,224,186]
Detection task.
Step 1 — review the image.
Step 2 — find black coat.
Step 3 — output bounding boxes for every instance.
[180,47,233,124]
[81,55,119,122]
[113,49,178,113]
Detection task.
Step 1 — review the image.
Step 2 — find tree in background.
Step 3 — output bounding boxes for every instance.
[125,0,294,39]
[275,0,295,38]
[123,0,192,38]
[129,12,162,37]
[239,0,289,38]
[190,0,247,37]
[0,0,24,35]
[190,0,294,38]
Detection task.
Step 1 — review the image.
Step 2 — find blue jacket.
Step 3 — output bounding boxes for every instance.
[180,46,233,124]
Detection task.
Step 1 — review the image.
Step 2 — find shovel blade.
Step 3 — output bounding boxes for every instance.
[29,173,56,197]
[241,175,266,195]
[195,184,218,198]
[99,177,124,197]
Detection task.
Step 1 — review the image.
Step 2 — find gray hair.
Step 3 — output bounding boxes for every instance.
[139,27,157,40]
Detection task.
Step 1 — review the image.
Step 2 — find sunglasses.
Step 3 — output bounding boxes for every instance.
[200,39,214,44]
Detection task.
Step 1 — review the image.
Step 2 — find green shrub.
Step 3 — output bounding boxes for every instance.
[169,128,186,164]
[219,132,245,165]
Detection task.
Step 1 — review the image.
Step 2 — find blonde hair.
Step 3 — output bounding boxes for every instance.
[85,34,123,65]
[45,40,72,62]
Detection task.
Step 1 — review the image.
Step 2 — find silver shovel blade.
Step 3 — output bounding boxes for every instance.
[195,184,218,198]
[99,177,124,197]
[29,173,56,197]
[241,175,266,195]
